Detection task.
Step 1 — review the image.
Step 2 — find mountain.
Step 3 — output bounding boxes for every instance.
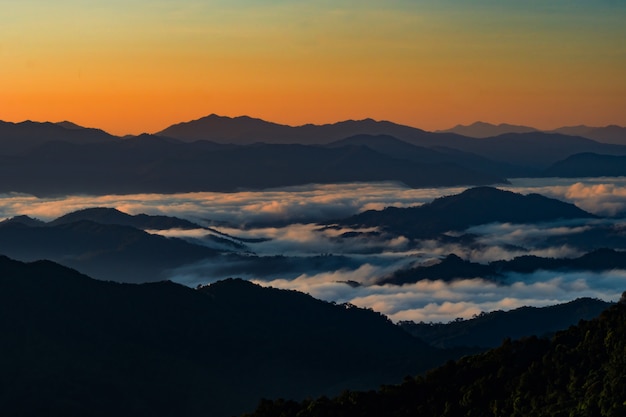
[436,121,539,138]
[398,297,613,348]
[543,152,626,178]
[0,215,46,227]
[424,132,626,169]
[326,134,526,177]
[157,115,626,170]
[333,187,596,239]
[381,249,626,285]
[241,297,626,417]
[0,256,457,417]
[0,120,118,154]
[48,207,204,230]
[156,114,435,145]
[0,220,220,282]
[549,125,626,145]
[0,138,506,196]
[438,122,626,145]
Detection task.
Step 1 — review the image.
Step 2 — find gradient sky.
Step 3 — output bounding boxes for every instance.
[2,0,625,135]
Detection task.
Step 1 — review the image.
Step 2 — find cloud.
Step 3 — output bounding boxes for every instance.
[0,182,466,226]
[2,178,626,325]
[252,269,626,323]
[505,177,626,216]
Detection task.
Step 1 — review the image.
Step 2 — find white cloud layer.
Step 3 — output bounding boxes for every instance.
[1,177,626,323]
[253,269,626,323]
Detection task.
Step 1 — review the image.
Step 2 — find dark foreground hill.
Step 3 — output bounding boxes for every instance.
[242,296,626,417]
[332,187,596,239]
[0,256,455,417]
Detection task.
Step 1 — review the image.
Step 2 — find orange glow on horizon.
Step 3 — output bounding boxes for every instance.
[2,1,624,136]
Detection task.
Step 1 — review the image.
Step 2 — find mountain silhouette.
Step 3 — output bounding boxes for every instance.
[0,256,455,417]
[326,134,527,177]
[155,115,626,170]
[436,121,539,138]
[0,138,506,196]
[0,219,220,282]
[333,187,596,239]
[156,114,434,145]
[543,152,626,177]
[49,207,204,230]
[549,125,626,145]
[0,120,117,154]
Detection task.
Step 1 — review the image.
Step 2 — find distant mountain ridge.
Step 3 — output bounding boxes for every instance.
[543,153,626,178]
[2,116,626,194]
[439,121,626,145]
[436,121,539,138]
[0,136,507,196]
[156,114,433,145]
[0,119,118,154]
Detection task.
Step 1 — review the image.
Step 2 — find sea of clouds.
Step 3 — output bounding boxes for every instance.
[1,177,625,322]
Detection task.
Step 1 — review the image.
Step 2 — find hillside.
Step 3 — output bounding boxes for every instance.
[0,137,505,196]
[0,256,456,417]
[0,220,220,282]
[241,295,626,417]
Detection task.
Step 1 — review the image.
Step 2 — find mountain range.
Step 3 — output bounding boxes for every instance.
[438,121,626,145]
[1,116,626,197]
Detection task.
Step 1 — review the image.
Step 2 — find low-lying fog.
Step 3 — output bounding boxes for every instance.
[1,177,625,322]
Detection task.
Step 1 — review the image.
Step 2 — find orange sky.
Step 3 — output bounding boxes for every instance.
[2,1,625,135]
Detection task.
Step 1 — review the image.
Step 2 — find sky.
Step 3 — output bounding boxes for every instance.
[1,0,625,135]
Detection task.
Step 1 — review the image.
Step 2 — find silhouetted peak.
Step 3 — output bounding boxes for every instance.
[0,215,45,227]
[55,121,86,130]
[50,207,132,226]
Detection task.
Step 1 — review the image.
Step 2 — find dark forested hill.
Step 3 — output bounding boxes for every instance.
[333,187,596,239]
[241,295,626,417]
[0,256,459,417]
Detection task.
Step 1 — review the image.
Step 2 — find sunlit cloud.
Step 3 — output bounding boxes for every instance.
[505,177,626,216]
[253,270,626,323]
